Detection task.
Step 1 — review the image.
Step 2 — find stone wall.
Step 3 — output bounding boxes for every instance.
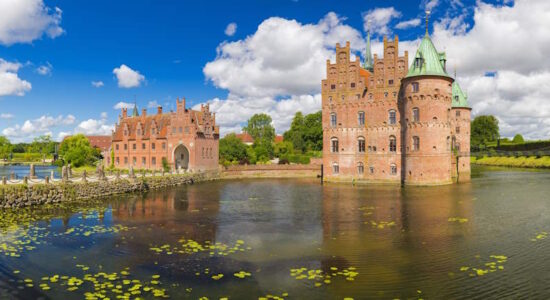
[0,172,218,209]
[221,164,320,179]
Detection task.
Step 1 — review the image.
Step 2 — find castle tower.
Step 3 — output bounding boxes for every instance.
[400,18,454,185]
[451,80,471,182]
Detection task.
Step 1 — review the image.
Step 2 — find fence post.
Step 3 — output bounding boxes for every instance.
[30,164,36,179]
[23,176,28,185]
[82,170,87,183]
[10,172,15,180]
[2,176,6,185]
[45,176,49,185]
[51,170,55,181]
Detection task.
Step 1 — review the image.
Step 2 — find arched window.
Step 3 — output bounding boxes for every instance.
[358,111,365,126]
[412,136,420,151]
[357,162,364,174]
[446,136,451,150]
[389,136,397,152]
[390,164,397,175]
[330,113,337,127]
[412,107,419,122]
[331,137,339,153]
[388,110,396,125]
[333,163,339,174]
[357,137,365,153]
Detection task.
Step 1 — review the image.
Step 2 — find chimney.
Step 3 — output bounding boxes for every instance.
[142,108,147,117]
[122,108,127,118]
[157,106,163,115]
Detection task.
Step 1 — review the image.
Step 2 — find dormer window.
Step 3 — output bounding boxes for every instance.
[454,95,459,102]
[414,57,423,69]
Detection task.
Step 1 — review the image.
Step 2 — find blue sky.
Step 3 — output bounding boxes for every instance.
[2,0,548,142]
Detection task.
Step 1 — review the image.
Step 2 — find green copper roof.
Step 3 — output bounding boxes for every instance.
[452,81,470,108]
[132,103,139,117]
[362,31,374,71]
[406,34,451,79]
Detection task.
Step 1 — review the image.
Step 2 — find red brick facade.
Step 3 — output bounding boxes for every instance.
[106,98,219,171]
[322,37,470,185]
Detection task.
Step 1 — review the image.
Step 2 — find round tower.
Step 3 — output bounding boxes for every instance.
[399,33,453,185]
[451,81,472,182]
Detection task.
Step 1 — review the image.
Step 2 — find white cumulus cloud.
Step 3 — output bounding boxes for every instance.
[395,18,421,29]
[362,7,402,35]
[225,22,237,36]
[113,101,134,110]
[113,64,145,88]
[35,62,52,76]
[0,0,64,45]
[73,112,113,136]
[0,59,32,97]
[2,114,75,142]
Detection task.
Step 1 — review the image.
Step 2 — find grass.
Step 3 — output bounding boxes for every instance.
[471,156,550,169]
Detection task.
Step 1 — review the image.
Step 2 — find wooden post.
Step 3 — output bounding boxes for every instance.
[45,176,49,184]
[23,176,28,185]
[2,176,6,185]
[51,170,55,181]
[10,172,15,180]
[30,164,36,179]
[82,170,87,183]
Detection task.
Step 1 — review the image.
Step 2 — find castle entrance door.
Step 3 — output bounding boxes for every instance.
[173,144,189,171]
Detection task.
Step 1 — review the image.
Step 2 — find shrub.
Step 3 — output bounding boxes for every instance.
[279,158,289,165]
[161,157,171,172]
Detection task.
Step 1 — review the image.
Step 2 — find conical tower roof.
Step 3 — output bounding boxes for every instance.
[452,81,470,108]
[405,34,451,79]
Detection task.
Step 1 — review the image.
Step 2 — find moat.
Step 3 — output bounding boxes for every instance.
[1,166,549,299]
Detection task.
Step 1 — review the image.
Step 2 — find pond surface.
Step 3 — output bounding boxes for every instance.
[0,165,59,180]
[1,166,550,299]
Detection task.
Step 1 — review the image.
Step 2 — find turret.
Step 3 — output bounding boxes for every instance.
[400,11,454,185]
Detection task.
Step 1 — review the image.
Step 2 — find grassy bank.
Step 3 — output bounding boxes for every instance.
[471,156,550,169]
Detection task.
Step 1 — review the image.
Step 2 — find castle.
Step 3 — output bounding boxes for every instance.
[322,29,471,185]
[105,98,219,171]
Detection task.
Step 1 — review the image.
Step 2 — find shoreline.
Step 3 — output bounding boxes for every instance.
[471,156,550,169]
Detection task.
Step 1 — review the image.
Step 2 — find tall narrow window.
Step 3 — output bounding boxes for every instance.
[412,82,419,93]
[358,111,365,126]
[412,108,419,122]
[331,138,339,153]
[414,57,423,69]
[330,113,337,127]
[142,157,146,166]
[389,110,396,125]
[456,127,461,134]
[351,82,356,88]
[456,110,461,117]
[358,137,366,153]
[413,136,420,151]
[391,164,397,175]
[333,163,339,174]
[389,136,397,152]
[152,143,156,150]
[357,162,364,174]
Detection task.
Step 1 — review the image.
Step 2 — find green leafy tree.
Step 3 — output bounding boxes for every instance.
[471,115,499,150]
[219,134,249,163]
[110,148,115,168]
[29,135,57,159]
[161,157,171,172]
[243,113,275,143]
[58,134,99,167]
[283,111,322,153]
[274,141,294,157]
[512,134,524,144]
[0,136,13,160]
[283,112,306,152]
[302,111,323,151]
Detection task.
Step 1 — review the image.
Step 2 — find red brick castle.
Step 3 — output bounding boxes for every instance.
[322,27,471,185]
[106,98,219,171]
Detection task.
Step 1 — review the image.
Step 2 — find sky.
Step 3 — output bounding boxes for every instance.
[0,0,549,143]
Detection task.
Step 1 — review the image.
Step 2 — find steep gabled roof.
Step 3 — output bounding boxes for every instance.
[406,35,451,79]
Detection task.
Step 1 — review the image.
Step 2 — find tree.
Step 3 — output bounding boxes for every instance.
[283,111,322,153]
[243,113,275,143]
[219,134,249,164]
[29,135,57,160]
[58,134,99,167]
[302,111,322,151]
[512,134,524,144]
[471,115,499,150]
[274,141,294,157]
[0,136,12,160]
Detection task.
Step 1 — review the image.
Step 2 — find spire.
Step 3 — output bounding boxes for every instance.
[363,20,374,71]
[425,10,431,36]
[132,102,139,117]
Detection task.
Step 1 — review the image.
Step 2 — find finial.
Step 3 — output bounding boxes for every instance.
[425,10,431,36]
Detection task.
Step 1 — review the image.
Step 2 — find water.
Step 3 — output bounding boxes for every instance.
[0,165,60,180]
[1,166,550,299]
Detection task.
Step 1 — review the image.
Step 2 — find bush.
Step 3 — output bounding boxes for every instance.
[161,157,171,172]
[279,158,289,165]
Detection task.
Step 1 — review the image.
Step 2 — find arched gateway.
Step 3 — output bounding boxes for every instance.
[173,144,189,171]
